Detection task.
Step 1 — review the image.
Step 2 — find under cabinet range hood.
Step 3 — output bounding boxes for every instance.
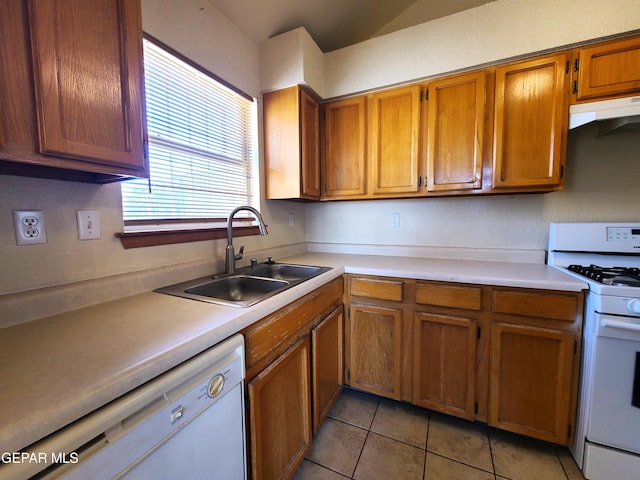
[569,95,640,135]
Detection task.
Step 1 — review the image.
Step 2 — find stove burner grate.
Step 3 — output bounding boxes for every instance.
[567,264,640,286]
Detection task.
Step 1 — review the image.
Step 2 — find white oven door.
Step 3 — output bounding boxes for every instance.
[587,313,640,454]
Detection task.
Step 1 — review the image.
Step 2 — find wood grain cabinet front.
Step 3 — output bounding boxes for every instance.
[311,305,344,433]
[489,287,583,445]
[349,303,404,400]
[492,52,570,191]
[413,311,478,419]
[248,337,312,480]
[0,0,148,182]
[425,71,488,193]
[263,85,321,200]
[571,34,640,103]
[489,322,577,444]
[322,96,367,199]
[368,85,422,196]
[345,274,584,445]
[242,278,343,479]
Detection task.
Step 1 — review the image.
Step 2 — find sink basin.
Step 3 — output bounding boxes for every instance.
[155,263,332,307]
[242,263,329,282]
[185,276,288,305]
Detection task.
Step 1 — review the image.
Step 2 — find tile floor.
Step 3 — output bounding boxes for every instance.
[294,388,586,480]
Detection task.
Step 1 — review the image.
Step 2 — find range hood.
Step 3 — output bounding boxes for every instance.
[569,95,640,135]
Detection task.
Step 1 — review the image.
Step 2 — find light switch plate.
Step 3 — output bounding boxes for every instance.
[77,210,101,240]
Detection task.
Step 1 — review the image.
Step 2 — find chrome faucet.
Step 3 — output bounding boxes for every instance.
[225,206,268,274]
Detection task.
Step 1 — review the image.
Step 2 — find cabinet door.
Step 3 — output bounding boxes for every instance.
[493,53,569,189]
[349,304,403,399]
[300,89,321,198]
[248,337,312,480]
[28,0,147,173]
[426,71,486,192]
[573,35,640,102]
[413,312,477,419]
[369,85,421,195]
[264,86,320,200]
[323,96,367,198]
[312,306,344,433]
[489,322,576,444]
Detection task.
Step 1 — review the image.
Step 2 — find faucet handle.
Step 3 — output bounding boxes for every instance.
[235,245,245,261]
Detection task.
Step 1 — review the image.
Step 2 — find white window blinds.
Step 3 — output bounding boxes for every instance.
[121,38,258,224]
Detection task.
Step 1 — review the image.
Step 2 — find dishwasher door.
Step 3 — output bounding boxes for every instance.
[2,334,246,480]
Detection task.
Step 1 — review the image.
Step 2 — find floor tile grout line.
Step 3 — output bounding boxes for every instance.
[349,396,381,478]
[488,425,497,477]
[320,390,582,480]
[555,447,572,480]
[423,414,430,480]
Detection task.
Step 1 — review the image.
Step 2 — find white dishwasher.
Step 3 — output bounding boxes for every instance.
[1,334,246,480]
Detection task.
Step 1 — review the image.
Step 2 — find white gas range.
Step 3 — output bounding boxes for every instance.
[548,222,640,480]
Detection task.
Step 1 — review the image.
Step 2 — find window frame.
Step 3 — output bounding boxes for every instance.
[116,34,260,249]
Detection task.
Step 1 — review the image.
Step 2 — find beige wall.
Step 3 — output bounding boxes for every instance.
[323,0,640,98]
[0,0,639,318]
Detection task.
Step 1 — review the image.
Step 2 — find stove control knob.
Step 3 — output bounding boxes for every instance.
[627,299,640,314]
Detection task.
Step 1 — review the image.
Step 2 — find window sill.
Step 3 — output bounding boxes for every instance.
[115,225,260,249]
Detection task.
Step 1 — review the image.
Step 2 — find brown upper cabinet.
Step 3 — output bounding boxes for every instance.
[0,0,148,182]
[263,85,321,200]
[571,34,640,103]
[265,34,638,202]
[368,85,422,196]
[492,52,570,190]
[322,95,367,199]
[425,71,488,192]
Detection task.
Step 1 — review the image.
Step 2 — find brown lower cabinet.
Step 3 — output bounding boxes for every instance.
[248,337,312,480]
[242,277,343,480]
[345,274,584,446]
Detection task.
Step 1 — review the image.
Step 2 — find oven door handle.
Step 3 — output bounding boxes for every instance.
[601,319,640,333]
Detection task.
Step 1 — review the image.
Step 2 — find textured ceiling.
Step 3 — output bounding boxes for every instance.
[206,0,494,52]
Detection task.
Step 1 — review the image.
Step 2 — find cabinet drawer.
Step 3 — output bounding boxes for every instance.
[350,277,403,302]
[244,278,343,369]
[416,283,482,311]
[491,289,579,322]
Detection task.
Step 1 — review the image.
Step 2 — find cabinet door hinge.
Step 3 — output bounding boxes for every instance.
[574,58,580,72]
[425,89,429,101]
[572,80,578,94]
[565,60,570,74]
[477,326,481,339]
[418,176,422,187]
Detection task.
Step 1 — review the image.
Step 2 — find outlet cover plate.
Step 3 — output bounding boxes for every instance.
[13,210,47,245]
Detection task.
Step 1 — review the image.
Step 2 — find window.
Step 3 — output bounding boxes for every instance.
[118,37,258,248]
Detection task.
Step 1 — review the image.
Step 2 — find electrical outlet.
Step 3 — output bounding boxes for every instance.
[77,210,101,240]
[390,212,400,228]
[13,210,47,245]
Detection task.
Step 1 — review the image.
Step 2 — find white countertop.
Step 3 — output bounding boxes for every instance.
[0,252,587,455]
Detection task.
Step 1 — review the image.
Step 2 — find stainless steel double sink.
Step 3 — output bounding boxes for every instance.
[155,263,332,307]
